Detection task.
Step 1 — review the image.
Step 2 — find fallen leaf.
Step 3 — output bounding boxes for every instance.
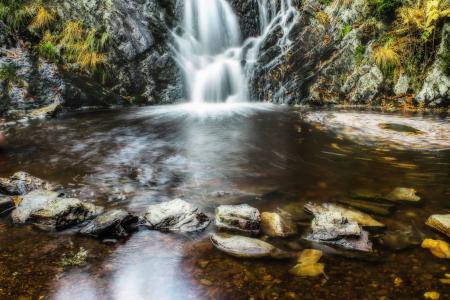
[421,239,450,259]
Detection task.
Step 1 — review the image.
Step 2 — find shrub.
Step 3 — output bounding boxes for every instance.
[370,0,404,21]
[0,62,20,83]
[0,0,33,32]
[315,11,330,27]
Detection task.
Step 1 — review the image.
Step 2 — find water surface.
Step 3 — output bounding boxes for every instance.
[1,104,449,299]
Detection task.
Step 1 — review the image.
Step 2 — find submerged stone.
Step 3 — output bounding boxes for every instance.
[378,222,423,251]
[210,233,292,259]
[306,229,373,252]
[426,214,450,238]
[350,189,383,201]
[378,123,423,134]
[11,189,104,230]
[261,211,297,237]
[421,239,450,259]
[338,198,395,216]
[80,209,139,238]
[305,202,385,228]
[144,199,210,232]
[0,171,60,195]
[290,249,324,277]
[384,187,421,202]
[215,204,261,235]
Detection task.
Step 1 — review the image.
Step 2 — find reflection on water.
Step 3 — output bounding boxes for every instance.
[0,105,449,299]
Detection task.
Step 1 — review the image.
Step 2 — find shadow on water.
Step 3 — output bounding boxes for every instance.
[1,104,450,299]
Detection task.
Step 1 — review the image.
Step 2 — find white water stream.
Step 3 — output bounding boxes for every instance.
[173,0,299,104]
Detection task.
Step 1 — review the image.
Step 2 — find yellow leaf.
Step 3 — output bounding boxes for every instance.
[421,239,450,259]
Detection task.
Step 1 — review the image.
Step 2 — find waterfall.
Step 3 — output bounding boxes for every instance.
[173,0,299,104]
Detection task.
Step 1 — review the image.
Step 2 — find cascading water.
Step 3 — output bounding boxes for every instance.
[173,0,299,104]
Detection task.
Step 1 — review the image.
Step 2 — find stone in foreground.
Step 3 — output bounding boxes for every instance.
[421,239,450,259]
[215,204,260,234]
[426,214,450,238]
[80,209,139,238]
[11,190,104,230]
[144,199,210,232]
[261,211,297,237]
[0,171,60,195]
[305,202,385,228]
[290,249,324,277]
[309,210,361,241]
[384,187,421,202]
[210,233,292,259]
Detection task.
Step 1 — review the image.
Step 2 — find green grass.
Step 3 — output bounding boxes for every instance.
[340,24,352,39]
[354,45,366,64]
[0,62,20,82]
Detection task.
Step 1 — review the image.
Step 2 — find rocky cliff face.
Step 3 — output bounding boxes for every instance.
[53,0,183,104]
[250,0,449,107]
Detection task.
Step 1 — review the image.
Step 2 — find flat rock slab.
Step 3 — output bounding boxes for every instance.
[210,233,292,259]
[215,204,261,234]
[0,171,60,195]
[80,209,139,238]
[11,189,104,230]
[144,199,210,232]
[261,211,297,237]
[426,214,450,238]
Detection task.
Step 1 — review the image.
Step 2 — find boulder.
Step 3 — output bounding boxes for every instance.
[0,171,60,195]
[210,233,292,259]
[11,190,103,230]
[215,204,261,235]
[261,211,297,237]
[426,214,450,238]
[80,209,139,238]
[144,199,210,232]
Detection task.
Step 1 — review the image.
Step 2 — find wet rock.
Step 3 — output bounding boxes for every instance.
[378,223,423,251]
[261,212,297,237]
[350,189,383,201]
[11,190,103,230]
[306,229,373,252]
[0,172,60,195]
[0,196,15,214]
[308,210,361,241]
[421,239,450,259]
[215,204,261,235]
[290,249,324,277]
[80,209,139,238]
[338,198,395,216]
[144,199,210,232]
[210,233,292,259]
[305,202,385,228]
[305,203,374,252]
[384,187,421,203]
[426,214,450,238]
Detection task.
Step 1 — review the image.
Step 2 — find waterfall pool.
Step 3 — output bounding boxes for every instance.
[0,105,449,299]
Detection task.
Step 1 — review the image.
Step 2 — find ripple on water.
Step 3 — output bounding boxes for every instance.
[304,112,450,151]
